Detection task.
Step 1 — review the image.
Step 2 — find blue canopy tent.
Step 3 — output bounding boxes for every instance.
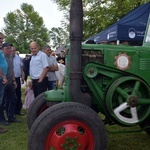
[85,2,150,45]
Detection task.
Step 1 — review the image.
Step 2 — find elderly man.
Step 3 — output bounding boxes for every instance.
[2,42,21,123]
[29,41,49,97]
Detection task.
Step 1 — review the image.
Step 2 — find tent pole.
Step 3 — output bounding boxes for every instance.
[117,40,120,45]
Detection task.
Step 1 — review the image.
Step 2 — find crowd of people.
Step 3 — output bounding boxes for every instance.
[0,32,66,134]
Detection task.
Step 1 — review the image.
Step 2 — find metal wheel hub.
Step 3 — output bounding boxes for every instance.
[128,96,138,107]
[45,120,94,150]
[60,136,81,149]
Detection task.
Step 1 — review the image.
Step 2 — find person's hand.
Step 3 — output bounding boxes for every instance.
[2,77,8,84]
[13,81,18,89]
[21,78,24,84]
[38,79,42,83]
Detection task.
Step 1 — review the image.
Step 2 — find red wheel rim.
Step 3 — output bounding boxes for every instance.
[38,104,48,115]
[45,120,94,150]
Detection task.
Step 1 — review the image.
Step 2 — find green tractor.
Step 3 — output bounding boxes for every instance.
[28,0,150,149]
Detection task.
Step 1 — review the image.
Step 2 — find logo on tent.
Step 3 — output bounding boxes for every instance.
[107,31,117,40]
[128,28,136,39]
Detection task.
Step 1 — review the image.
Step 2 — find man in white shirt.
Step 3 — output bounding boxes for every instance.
[11,46,25,116]
[29,41,49,97]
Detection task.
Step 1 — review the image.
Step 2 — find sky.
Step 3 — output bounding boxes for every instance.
[0,0,64,31]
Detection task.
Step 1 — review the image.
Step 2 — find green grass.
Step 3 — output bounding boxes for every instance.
[0,115,28,150]
[0,87,150,150]
[0,87,28,150]
[106,125,150,150]
[1,114,150,150]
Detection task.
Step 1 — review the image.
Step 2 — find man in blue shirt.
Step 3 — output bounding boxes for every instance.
[0,32,8,134]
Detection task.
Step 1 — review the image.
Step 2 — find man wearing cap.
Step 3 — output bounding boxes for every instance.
[0,32,8,133]
[2,42,20,123]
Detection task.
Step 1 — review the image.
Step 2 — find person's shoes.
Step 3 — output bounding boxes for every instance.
[15,113,25,116]
[0,127,8,134]
[1,120,10,126]
[8,118,21,123]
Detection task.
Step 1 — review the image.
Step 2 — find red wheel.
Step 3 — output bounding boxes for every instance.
[45,120,94,149]
[28,102,107,150]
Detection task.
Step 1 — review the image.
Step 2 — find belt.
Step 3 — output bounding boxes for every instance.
[32,77,48,82]
[32,79,39,82]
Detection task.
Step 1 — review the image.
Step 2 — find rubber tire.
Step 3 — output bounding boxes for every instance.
[28,102,107,150]
[27,92,60,130]
[27,92,46,129]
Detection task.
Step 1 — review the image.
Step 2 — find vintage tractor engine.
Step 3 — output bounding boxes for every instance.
[28,0,150,149]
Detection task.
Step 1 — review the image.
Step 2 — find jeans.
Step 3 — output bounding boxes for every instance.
[0,79,5,106]
[0,79,6,122]
[48,81,57,90]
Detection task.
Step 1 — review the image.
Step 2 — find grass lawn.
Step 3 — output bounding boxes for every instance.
[106,125,150,150]
[0,87,150,149]
[0,114,28,150]
[1,113,150,150]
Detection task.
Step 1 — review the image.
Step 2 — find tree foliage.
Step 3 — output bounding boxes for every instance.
[50,27,69,49]
[52,0,149,40]
[2,0,149,52]
[3,3,50,53]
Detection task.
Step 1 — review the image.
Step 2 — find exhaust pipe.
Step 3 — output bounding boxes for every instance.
[69,0,91,106]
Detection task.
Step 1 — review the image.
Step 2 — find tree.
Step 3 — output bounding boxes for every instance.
[52,0,149,40]
[3,3,50,53]
[50,27,69,49]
